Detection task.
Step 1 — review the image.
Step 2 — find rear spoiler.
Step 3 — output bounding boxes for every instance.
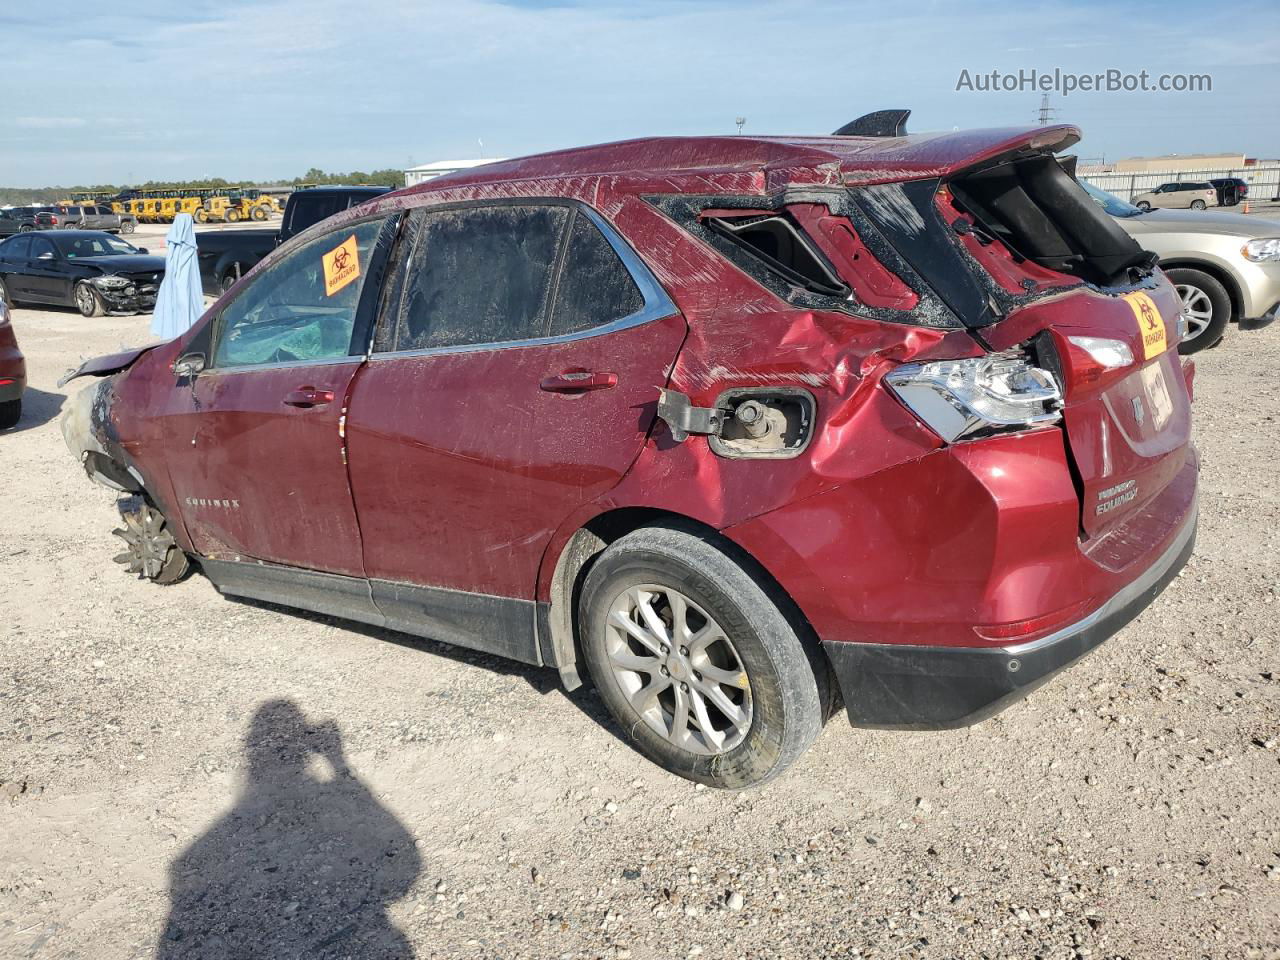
[839,124,1082,186]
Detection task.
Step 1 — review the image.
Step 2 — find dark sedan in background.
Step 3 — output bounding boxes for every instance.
[0,231,164,316]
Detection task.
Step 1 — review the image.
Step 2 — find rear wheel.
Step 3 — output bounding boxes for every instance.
[121,219,135,234]
[74,281,104,318]
[112,495,190,584]
[0,399,20,430]
[226,208,241,223]
[1191,199,1207,210]
[220,264,244,293]
[580,524,828,788]
[1168,267,1230,354]
[194,208,208,224]
[250,205,268,221]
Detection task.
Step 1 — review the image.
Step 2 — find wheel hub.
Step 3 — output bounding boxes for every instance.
[604,585,753,756]
[112,500,179,580]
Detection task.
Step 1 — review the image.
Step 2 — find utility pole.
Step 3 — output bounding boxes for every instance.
[735,116,746,135]
[1037,93,1056,126]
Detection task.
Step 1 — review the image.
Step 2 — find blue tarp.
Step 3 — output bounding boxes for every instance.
[150,214,204,340]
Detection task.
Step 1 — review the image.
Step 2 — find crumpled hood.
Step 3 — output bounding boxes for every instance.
[77,254,167,275]
[57,344,157,387]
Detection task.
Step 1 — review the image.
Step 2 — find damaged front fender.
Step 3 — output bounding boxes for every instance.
[61,377,143,493]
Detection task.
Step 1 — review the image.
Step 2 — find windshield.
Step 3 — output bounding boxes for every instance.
[52,234,141,258]
[1079,180,1145,218]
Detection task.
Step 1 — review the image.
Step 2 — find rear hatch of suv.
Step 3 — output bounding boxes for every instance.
[848,138,1193,545]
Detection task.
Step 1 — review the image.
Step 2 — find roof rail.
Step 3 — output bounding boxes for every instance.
[832,109,910,138]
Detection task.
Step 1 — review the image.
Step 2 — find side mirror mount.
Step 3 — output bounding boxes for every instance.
[136,247,149,254]
[36,251,54,260]
[173,353,206,378]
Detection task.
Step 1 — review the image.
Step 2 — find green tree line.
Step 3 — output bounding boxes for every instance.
[0,168,405,206]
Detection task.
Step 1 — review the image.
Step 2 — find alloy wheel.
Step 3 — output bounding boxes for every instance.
[76,284,98,315]
[1175,283,1213,341]
[604,584,753,755]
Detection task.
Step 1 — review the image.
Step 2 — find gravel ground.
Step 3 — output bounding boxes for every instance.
[1,300,1278,960]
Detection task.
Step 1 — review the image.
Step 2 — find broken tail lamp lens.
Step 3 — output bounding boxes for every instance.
[884,353,1062,443]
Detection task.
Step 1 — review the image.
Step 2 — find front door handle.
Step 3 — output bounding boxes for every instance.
[283,387,334,408]
[539,371,618,393]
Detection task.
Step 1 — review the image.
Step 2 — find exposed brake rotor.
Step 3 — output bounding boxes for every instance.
[112,496,188,583]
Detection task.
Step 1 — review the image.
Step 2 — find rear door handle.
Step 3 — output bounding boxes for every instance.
[539,371,618,393]
[282,387,334,408]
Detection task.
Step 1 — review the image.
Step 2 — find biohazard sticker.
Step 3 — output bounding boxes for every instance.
[322,234,360,297]
[1124,291,1166,360]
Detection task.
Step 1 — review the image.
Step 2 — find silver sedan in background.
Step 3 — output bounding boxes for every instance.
[1081,181,1280,353]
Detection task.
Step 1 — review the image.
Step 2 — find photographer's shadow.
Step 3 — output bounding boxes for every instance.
[157,699,420,959]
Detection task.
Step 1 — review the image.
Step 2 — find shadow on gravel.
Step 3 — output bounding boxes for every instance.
[156,699,421,959]
[3,387,64,434]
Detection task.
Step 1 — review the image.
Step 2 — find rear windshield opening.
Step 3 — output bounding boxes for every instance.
[702,213,849,297]
[948,156,1153,286]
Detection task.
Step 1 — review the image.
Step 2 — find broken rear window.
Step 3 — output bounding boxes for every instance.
[701,212,848,297]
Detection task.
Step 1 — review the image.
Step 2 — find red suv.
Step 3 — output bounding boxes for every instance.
[62,113,1198,787]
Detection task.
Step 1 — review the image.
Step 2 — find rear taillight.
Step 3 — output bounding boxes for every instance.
[1058,335,1136,392]
[884,351,1062,443]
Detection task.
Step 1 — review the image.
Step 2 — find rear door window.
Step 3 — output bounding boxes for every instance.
[547,212,645,336]
[212,218,387,369]
[379,204,569,351]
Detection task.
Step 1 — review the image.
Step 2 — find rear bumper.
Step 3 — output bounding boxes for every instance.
[0,377,23,403]
[824,500,1197,729]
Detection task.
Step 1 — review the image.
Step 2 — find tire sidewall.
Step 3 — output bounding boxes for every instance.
[580,535,817,788]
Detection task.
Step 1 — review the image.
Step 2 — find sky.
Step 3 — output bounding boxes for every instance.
[1,0,1277,187]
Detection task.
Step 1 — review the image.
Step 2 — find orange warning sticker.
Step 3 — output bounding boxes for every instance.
[322,234,360,297]
[1124,291,1166,360]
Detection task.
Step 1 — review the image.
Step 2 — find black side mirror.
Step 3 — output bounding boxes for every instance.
[136,247,149,254]
[173,353,206,378]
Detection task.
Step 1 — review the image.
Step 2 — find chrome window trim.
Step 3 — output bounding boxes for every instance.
[368,200,678,363]
[198,355,365,377]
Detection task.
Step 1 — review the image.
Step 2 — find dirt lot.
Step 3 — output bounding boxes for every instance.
[1,297,1278,960]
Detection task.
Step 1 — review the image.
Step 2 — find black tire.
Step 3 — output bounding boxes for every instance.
[1135,201,1151,211]
[579,523,828,788]
[1167,267,1231,355]
[121,220,136,234]
[74,281,104,318]
[227,208,241,223]
[18,224,33,233]
[250,205,268,222]
[220,264,243,293]
[0,398,20,430]
[1190,199,1207,210]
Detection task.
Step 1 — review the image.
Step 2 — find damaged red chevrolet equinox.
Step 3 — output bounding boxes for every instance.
[62,111,1197,787]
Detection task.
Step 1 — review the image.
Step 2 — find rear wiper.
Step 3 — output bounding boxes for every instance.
[951,217,995,246]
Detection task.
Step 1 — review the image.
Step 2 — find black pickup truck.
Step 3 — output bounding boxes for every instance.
[197,185,391,295]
